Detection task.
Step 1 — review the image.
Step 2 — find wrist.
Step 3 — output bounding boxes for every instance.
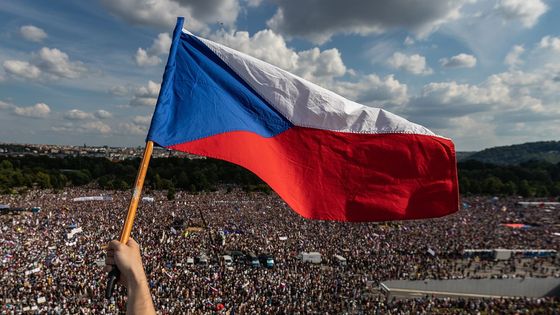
[127,266,148,289]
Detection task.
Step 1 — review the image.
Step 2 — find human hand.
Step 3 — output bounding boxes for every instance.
[104,238,147,289]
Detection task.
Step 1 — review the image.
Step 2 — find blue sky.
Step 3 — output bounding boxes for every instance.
[0,0,559,151]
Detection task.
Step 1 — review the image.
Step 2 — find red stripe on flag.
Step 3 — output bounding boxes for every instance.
[169,127,459,222]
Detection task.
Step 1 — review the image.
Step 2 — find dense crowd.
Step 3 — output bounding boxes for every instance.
[1,188,559,314]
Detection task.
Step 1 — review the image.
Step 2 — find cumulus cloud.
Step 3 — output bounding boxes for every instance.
[207,29,410,106]
[130,81,160,106]
[504,45,524,68]
[3,60,41,79]
[118,122,147,135]
[110,85,129,96]
[294,48,346,81]
[539,35,560,51]
[267,0,469,43]
[100,0,239,32]
[20,25,47,42]
[495,0,547,28]
[54,121,113,135]
[403,64,559,138]
[117,115,152,135]
[150,33,172,55]
[64,109,94,120]
[387,52,432,75]
[0,100,12,110]
[132,115,152,125]
[81,121,112,134]
[33,47,87,79]
[210,29,348,83]
[13,103,51,118]
[3,47,86,81]
[408,81,497,124]
[63,109,113,122]
[135,33,172,66]
[135,48,161,66]
[439,53,476,68]
[210,30,298,70]
[403,36,415,46]
[95,110,113,119]
[332,74,408,106]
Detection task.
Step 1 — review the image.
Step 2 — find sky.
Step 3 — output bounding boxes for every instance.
[0,0,559,151]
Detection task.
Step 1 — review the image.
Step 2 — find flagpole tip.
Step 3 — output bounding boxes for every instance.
[176,17,185,28]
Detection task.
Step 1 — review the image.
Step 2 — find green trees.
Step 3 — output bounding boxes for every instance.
[35,171,52,189]
[458,160,559,197]
[167,187,176,200]
[0,155,559,198]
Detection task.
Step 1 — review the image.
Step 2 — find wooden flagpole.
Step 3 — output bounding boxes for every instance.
[106,140,154,299]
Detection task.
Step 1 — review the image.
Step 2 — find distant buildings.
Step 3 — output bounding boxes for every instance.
[0,143,202,160]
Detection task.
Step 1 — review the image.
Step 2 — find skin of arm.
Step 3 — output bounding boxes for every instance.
[105,238,156,315]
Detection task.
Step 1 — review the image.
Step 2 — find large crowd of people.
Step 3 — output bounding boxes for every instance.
[1,188,559,314]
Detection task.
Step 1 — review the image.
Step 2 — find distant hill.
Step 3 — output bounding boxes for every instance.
[460,141,560,165]
[456,151,475,161]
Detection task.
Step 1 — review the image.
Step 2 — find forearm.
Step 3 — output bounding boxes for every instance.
[126,270,156,315]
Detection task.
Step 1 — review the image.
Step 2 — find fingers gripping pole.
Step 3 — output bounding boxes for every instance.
[106,141,154,299]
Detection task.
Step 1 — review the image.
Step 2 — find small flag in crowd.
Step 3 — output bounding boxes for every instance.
[147,17,459,222]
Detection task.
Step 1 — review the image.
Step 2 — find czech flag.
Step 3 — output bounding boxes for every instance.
[147,18,459,222]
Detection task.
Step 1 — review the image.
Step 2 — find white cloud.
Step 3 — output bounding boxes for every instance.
[387,52,432,75]
[100,0,240,33]
[53,121,113,135]
[210,30,298,70]
[118,122,148,135]
[13,103,51,118]
[20,25,47,42]
[495,0,547,28]
[3,47,86,81]
[132,115,152,125]
[110,85,129,96]
[95,110,113,119]
[267,0,469,43]
[0,100,12,110]
[403,63,560,143]
[135,48,161,66]
[134,33,172,66]
[64,109,94,120]
[63,109,112,122]
[403,36,415,46]
[3,60,41,79]
[130,80,160,106]
[208,29,410,106]
[539,35,560,52]
[81,121,112,134]
[504,45,524,68]
[33,47,87,79]
[245,0,262,7]
[210,29,348,83]
[332,74,408,106]
[149,33,172,55]
[439,53,476,68]
[117,115,152,135]
[294,48,346,81]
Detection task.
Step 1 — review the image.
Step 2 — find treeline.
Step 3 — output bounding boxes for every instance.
[459,160,560,197]
[465,140,560,165]
[1,156,559,198]
[0,156,268,195]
